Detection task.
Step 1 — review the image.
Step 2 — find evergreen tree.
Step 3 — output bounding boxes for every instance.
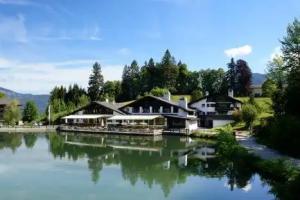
[159,49,178,92]
[120,60,140,100]
[23,101,39,122]
[226,58,237,92]
[88,62,104,101]
[176,61,189,94]
[281,19,300,116]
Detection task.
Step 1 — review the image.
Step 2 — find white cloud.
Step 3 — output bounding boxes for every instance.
[32,25,102,42]
[117,48,131,56]
[224,45,252,58]
[269,46,282,60]
[0,14,28,43]
[0,57,123,94]
[0,0,32,5]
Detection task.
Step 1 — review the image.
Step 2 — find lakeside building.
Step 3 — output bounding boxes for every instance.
[250,85,263,97]
[189,90,242,128]
[61,90,242,133]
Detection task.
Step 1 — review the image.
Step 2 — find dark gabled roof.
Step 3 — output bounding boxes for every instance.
[70,101,126,115]
[163,114,197,120]
[188,95,243,106]
[119,95,195,112]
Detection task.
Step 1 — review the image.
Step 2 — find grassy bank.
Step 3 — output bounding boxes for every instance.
[216,127,300,200]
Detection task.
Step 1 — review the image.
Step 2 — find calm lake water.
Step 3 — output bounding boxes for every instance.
[0,132,274,200]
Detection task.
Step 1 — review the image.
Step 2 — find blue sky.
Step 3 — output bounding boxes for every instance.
[0,0,299,94]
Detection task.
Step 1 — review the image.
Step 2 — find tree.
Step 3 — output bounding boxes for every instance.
[176,61,190,94]
[159,50,178,92]
[190,89,203,102]
[226,58,237,91]
[262,79,277,97]
[103,81,122,101]
[0,92,5,99]
[3,100,21,126]
[241,104,258,130]
[88,62,104,101]
[266,55,287,86]
[120,60,140,101]
[23,101,39,122]
[199,68,226,95]
[235,59,252,96]
[281,18,300,116]
[149,87,169,97]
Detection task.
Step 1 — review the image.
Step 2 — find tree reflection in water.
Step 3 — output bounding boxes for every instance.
[0,132,296,199]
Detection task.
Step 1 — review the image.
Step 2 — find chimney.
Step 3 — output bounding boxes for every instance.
[105,98,109,103]
[163,91,171,102]
[228,89,234,97]
[178,97,187,109]
[205,91,209,96]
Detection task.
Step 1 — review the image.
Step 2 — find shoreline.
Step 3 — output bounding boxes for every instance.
[0,126,57,133]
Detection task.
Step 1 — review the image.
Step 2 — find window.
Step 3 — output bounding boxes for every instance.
[153,106,160,113]
[163,107,171,113]
[202,104,205,107]
[143,107,150,113]
[173,107,178,113]
[133,107,139,113]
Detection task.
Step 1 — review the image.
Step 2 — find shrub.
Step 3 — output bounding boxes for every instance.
[241,104,258,129]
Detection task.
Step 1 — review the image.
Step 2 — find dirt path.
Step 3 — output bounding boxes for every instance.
[236,132,300,167]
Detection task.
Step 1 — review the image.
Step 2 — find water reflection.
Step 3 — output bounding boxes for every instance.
[0,132,273,199]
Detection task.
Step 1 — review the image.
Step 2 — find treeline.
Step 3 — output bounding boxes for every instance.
[48,49,253,118]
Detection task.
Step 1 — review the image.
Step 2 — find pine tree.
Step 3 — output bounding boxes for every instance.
[159,49,178,92]
[88,62,104,101]
[226,58,237,92]
[23,101,39,122]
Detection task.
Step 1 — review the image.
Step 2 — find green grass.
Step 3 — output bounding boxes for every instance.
[231,97,273,130]
[171,95,191,103]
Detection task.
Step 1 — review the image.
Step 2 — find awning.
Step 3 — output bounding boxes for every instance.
[108,115,162,121]
[62,115,112,119]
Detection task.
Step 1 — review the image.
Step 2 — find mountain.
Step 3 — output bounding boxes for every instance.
[0,87,49,112]
[252,73,266,85]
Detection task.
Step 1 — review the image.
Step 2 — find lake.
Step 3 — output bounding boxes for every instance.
[0,132,274,200]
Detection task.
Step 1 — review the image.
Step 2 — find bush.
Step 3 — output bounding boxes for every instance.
[149,87,169,97]
[257,115,300,158]
[241,104,258,129]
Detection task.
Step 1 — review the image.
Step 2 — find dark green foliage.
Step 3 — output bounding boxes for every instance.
[48,84,88,114]
[149,87,169,97]
[120,60,141,101]
[102,81,121,101]
[159,50,179,92]
[23,101,39,122]
[88,62,104,101]
[199,68,226,95]
[257,115,300,158]
[190,89,202,102]
[281,19,300,117]
[262,79,277,97]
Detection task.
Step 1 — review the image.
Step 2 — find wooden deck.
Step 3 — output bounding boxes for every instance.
[57,125,163,136]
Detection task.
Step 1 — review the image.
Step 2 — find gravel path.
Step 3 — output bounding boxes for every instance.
[236,132,300,167]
